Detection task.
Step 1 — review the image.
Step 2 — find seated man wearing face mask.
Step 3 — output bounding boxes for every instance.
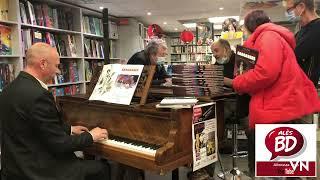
[211,38,251,131]
[127,38,171,86]
[211,39,236,79]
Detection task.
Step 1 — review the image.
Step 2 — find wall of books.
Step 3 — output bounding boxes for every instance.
[0,0,118,96]
[170,37,213,64]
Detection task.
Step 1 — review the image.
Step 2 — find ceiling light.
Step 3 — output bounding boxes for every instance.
[208,16,240,23]
[219,7,224,10]
[240,20,244,25]
[174,28,178,31]
[99,6,104,10]
[163,22,167,25]
[183,23,197,28]
[147,12,152,16]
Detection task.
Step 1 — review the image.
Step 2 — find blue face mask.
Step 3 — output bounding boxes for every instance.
[285,9,301,22]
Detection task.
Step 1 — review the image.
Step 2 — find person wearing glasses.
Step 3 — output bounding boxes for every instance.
[283,0,320,88]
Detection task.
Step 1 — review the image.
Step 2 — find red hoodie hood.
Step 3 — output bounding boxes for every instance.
[244,23,296,50]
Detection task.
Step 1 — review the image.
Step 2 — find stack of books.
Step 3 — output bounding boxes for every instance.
[171,65,224,96]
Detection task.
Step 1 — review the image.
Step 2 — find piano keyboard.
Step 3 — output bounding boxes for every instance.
[98,136,160,157]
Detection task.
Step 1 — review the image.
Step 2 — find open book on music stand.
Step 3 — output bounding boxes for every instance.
[86,65,156,106]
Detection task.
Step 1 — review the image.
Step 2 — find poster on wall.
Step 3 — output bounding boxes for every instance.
[196,22,213,45]
[192,102,218,171]
[89,64,144,105]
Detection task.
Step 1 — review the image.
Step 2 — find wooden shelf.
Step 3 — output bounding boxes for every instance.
[83,33,104,38]
[60,56,83,59]
[21,23,81,34]
[171,53,212,55]
[171,61,187,63]
[171,44,209,46]
[23,56,83,59]
[48,81,85,87]
[84,57,104,60]
[0,20,18,25]
[0,55,20,58]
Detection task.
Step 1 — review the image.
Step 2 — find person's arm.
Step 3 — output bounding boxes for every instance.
[31,92,94,154]
[233,32,284,94]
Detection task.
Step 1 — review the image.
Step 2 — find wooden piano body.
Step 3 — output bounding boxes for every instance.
[57,66,194,174]
[57,95,193,174]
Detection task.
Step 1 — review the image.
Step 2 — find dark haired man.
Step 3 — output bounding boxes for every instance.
[283,0,320,88]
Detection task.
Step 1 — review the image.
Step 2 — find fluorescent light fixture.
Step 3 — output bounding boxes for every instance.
[174,28,178,31]
[219,7,224,10]
[213,24,222,30]
[208,16,240,23]
[147,12,152,16]
[99,6,104,10]
[163,22,167,25]
[183,23,197,28]
[240,20,244,25]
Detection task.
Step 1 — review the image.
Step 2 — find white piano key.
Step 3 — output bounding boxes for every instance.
[98,138,157,157]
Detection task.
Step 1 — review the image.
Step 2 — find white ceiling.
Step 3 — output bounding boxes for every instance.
[61,0,320,32]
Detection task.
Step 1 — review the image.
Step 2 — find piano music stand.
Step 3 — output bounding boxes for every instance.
[217,95,248,180]
[86,65,156,106]
[133,66,156,105]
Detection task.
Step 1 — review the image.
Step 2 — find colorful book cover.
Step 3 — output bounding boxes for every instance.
[0,25,12,55]
[19,2,28,24]
[27,1,36,25]
[234,45,259,77]
[67,35,77,57]
[34,4,44,26]
[42,4,53,28]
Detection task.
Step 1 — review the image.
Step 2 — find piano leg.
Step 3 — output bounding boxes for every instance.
[172,169,179,180]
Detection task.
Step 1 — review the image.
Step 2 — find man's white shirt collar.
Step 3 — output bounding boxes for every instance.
[35,77,48,90]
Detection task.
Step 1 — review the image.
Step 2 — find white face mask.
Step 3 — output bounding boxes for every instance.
[157,57,166,65]
[216,56,229,64]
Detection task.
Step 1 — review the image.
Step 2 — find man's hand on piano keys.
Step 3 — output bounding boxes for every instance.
[71,125,89,135]
[89,127,108,142]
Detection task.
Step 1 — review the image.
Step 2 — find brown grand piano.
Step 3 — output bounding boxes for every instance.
[57,65,233,175]
[57,95,193,174]
[57,66,194,174]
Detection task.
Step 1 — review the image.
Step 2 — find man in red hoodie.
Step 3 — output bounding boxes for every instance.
[224,10,320,178]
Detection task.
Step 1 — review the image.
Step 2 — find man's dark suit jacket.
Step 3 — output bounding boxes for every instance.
[0,71,93,180]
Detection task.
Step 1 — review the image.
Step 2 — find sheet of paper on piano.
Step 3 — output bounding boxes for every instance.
[89,64,144,105]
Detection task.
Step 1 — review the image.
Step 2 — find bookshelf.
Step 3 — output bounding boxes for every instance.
[0,0,118,97]
[169,37,213,64]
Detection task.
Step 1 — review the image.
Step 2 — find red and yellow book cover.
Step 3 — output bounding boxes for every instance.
[0,24,12,55]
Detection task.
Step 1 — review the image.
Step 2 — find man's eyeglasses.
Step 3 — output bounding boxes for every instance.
[286,1,302,13]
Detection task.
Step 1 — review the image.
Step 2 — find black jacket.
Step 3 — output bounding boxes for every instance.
[222,51,236,79]
[295,18,320,88]
[127,50,169,85]
[0,72,93,180]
